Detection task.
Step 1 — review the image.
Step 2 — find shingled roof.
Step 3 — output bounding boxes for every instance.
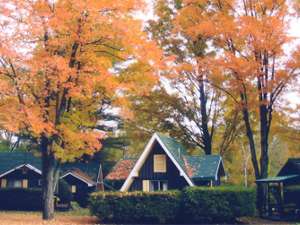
[106,133,225,184]
[0,152,42,176]
[184,155,224,180]
[0,151,100,184]
[105,159,136,180]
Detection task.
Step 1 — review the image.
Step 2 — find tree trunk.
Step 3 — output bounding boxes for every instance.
[259,104,269,179]
[41,136,56,220]
[242,107,268,215]
[242,108,260,178]
[258,104,270,216]
[199,78,212,155]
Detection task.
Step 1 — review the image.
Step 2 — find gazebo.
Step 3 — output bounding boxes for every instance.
[256,158,300,219]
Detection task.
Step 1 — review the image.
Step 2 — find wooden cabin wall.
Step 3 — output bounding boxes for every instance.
[61,175,94,206]
[0,167,41,188]
[129,141,188,191]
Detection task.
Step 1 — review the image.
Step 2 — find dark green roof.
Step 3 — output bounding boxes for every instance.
[256,175,299,183]
[0,151,42,175]
[156,133,189,172]
[156,133,224,181]
[0,151,100,181]
[185,155,223,180]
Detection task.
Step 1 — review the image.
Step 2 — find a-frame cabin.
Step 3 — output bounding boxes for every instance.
[105,133,225,192]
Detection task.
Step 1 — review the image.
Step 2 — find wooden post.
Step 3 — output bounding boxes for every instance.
[267,183,270,216]
[279,182,284,216]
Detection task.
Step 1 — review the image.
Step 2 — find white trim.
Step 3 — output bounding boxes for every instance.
[155,136,194,186]
[60,172,95,187]
[120,133,194,192]
[215,157,224,180]
[120,134,156,191]
[0,164,42,178]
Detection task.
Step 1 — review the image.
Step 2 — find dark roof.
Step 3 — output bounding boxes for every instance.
[256,175,299,183]
[0,151,100,183]
[184,155,224,180]
[157,133,223,181]
[105,133,224,182]
[0,152,42,175]
[61,161,100,182]
[156,133,189,173]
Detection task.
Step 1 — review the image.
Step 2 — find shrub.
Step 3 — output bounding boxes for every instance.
[181,186,256,223]
[89,186,256,224]
[0,188,42,210]
[89,191,181,224]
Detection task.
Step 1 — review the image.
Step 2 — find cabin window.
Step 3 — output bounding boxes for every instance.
[150,180,168,191]
[38,179,42,186]
[71,185,77,193]
[0,179,7,188]
[8,179,22,188]
[142,180,150,192]
[153,154,166,173]
[22,179,28,188]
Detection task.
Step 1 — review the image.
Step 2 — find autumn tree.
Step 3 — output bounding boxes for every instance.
[0,0,161,220]
[176,0,300,212]
[136,0,241,155]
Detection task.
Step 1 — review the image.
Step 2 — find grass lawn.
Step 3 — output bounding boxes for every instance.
[0,210,98,225]
[0,212,298,225]
[238,217,298,225]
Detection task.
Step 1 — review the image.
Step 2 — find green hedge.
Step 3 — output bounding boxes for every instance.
[90,191,181,223]
[89,186,256,224]
[181,186,256,223]
[0,188,42,210]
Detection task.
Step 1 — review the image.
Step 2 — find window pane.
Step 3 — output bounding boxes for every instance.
[162,181,168,191]
[143,180,150,192]
[150,180,168,191]
[71,185,77,193]
[8,180,22,188]
[153,154,167,173]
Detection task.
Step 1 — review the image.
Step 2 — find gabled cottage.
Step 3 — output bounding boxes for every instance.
[105,133,225,192]
[0,152,102,199]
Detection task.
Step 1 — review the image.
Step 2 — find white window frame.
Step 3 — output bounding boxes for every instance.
[149,180,168,192]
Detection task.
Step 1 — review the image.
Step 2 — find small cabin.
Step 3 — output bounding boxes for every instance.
[0,151,102,205]
[105,133,225,192]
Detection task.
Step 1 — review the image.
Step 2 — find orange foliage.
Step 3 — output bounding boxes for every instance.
[0,0,162,161]
[176,0,300,109]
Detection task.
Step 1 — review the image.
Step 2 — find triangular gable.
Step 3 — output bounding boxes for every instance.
[0,164,42,178]
[120,133,194,192]
[60,171,95,187]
